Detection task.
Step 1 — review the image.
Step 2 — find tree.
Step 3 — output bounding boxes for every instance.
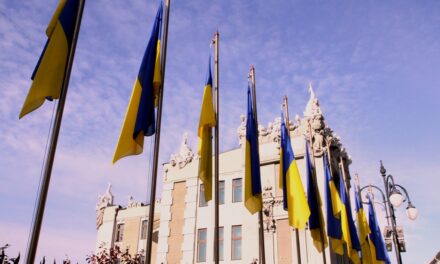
[86,245,144,264]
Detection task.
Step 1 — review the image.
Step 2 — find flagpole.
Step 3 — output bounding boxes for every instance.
[339,157,350,203]
[144,0,171,263]
[213,31,220,264]
[283,96,302,264]
[250,66,266,264]
[324,139,334,178]
[306,121,328,264]
[25,1,86,263]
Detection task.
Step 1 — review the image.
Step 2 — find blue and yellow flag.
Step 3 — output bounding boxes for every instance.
[19,0,80,118]
[113,2,163,163]
[279,115,310,229]
[355,186,373,264]
[244,85,262,214]
[197,57,216,202]
[305,140,328,252]
[368,197,391,264]
[324,153,345,255]
[339,173,361,264]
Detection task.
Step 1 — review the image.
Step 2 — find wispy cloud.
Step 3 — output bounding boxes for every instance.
[1,0,440,262]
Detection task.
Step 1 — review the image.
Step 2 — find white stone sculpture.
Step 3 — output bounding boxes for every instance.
[303,82,327,156]
[237,114,246,145]
[127,195,142,208]
[270,117,281,144]
[262,184,276,232]
[258,125,269,142]
[96,183,114,229]
[170,132,195,169]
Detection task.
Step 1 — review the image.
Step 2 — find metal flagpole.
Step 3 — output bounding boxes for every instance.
[306,122,328,264]
[145,0,171,262]
[213,31,220,264]
[339,158,350,203]
[283,96,302,264]
[249,66,266,264]
[25,0,86,263]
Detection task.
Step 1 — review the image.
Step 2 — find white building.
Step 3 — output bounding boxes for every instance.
[97,86,356,264]
[95,184,160,263]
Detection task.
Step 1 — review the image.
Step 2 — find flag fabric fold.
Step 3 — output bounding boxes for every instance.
[355,187,373,263]
[19,0,80,118]
[113,2,163,163]
[279,115,310,229]
[244,85,262,214]
[324,153,345,255]
[339,172,361,264]
[305,140,328,252]
[197,57,216,202]
[368,197,391,264]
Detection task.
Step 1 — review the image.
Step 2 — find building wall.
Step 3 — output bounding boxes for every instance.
[95,203,159,262]
[97,101,354,264]
[154,112,353,264]
[166,181,186,263]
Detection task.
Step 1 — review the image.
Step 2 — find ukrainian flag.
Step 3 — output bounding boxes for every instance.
[368,197,391,264]
[339,173,361,264]
[19,0,80,118]
[244,85,262,214]
[197,57,216,202]
[324,153,344,255]
[113,2,163,163]
[305,140,328,252]
[355,187,373,263]
[279,115,310,229]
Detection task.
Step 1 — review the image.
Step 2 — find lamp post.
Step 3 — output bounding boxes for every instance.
[358,161,417,264]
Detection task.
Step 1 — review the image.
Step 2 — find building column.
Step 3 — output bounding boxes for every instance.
[181,178,198,263]
[156,182,173,263]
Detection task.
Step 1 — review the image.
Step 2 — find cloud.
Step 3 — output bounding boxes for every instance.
[1,1,440,263]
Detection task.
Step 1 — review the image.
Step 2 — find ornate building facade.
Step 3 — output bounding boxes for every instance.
[96,86,355,264]
[95,184,160,263]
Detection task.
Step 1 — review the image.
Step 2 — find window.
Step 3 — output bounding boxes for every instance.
[219,227,224,261]
[231,225,242,260]
[197,228,207,262]
[232,178,242,203]
[219,181,225,204]
[115,223,124,242]
[140,220,148,240]
[199,184,207,207]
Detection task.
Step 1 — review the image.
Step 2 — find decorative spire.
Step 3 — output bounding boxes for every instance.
[105,182,114,205]
[308,81,315,99]
[304,82,322,118]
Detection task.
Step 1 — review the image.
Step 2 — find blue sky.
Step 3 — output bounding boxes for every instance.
[1,0,439,262]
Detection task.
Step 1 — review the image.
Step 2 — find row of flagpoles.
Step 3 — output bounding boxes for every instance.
[19,0,391,263]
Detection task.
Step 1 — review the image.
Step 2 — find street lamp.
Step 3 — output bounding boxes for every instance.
[389,188,404,208]
[358,161,417,264]
[406,202,418,220]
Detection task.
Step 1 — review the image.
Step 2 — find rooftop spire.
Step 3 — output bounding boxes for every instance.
[304,81,322,118]
[308,81,316,100]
